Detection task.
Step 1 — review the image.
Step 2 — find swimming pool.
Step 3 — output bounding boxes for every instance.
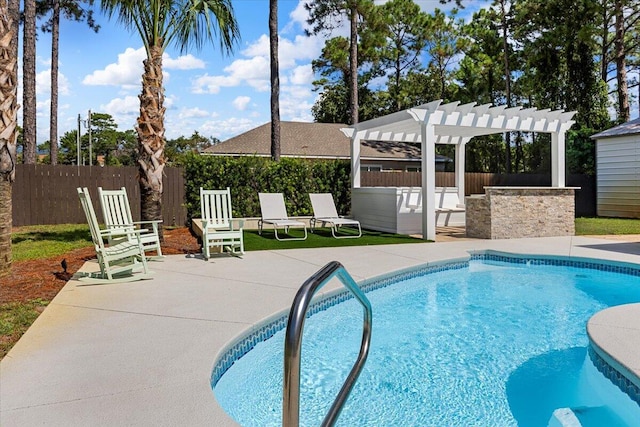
[213,254,640,426]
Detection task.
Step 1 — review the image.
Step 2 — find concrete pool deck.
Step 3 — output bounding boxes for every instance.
[1,235,639,426]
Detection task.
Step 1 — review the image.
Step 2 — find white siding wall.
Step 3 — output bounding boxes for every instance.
[596,135,640,218]
[352,187,465,235]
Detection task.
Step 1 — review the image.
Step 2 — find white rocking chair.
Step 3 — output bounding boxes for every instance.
[200,187,244,259]
[77,187,152,284]
[98,187,163,260]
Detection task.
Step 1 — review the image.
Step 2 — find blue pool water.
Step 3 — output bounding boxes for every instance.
[214,258,640,426]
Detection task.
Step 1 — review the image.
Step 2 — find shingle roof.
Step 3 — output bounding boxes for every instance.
[591,117,640,139]
[202,121,450,162]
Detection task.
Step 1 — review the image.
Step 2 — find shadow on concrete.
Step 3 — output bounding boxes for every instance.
[577,242,640,255]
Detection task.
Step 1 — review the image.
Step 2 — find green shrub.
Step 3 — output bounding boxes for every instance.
[183,154,352,220]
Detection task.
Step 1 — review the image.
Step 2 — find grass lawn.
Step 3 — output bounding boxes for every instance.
[0,299,49,358]
[244,227,422,250]
[575,217,640,235]
[11,224,92,262]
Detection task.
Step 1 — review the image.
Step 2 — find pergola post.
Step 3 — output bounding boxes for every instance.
[421,123,436,241]
[455,139,469,205]
[551,130,566,187]
[350,132,362,189]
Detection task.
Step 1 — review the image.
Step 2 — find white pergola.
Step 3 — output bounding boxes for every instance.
[341,100,576,240]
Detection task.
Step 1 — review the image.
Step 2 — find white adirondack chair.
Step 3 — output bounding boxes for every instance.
[200,187,244,259]
[77,187,151,283]
[98,187,163,259]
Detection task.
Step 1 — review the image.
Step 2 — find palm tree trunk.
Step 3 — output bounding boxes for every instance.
[269,0,280,161]
[49,0,60,165]
[22,0,37,164]
[137,45,165,239]
[0,0,20,276]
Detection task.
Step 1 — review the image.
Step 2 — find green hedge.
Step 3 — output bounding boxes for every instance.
[183,154,351,220]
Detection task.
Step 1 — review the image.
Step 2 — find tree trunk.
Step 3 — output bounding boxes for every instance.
[600,2,610,82]
[348,1,358,125]
[137,45,165,240]
[615,0,630,122]
[0,0,20,276]
[50,0,60,165]
[269,0,280,162]
[500,0,512,173]
[22,0,37,164]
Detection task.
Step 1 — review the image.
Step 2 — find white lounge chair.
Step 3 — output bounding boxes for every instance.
[77,187,151,284]
[258,193,308,241]
[309,193,362,239]
[98,187,163,259]
[200,187,244,258]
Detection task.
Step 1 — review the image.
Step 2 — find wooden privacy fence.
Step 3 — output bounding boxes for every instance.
[12,165,187,227]
[361,171,596,217]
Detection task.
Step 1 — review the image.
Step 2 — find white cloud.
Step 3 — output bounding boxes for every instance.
[289,64,313,85]
[232,96,251,111]
[199,117,257,140]
[286,0,312,33]
[83,47,145,87]
[191,73,236,94]
[163,53,205,70]
[99,95,139,130]
[224,56,270,91]
[178,107,211,120]
[101,95,140,115]
[191,32,321,95]
[35,69,71,97]
[192,56,270,94]
[83,47,203,88]
[279,35,322,66]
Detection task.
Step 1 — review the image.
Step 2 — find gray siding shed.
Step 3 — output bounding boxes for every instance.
[592,118,640,218]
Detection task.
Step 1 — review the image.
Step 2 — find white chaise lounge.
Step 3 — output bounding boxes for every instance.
[258,193,308,241]
[309,193,362,238]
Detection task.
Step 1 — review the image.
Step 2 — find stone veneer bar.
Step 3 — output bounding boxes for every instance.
[465,187,578,239]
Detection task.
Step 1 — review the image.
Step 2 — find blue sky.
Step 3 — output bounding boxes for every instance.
[21,0,487,145]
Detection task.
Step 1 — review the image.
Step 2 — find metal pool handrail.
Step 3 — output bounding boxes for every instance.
[283,261,373,427]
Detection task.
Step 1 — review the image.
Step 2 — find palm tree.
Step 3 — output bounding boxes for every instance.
[269,0,280,161]
[101,0,240,235]
[23,0,37,163]
[0,0,20,276]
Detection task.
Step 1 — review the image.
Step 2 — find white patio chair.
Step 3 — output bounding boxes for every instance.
[200,187,244,258]
[98,187,163,259]
[258,193,308,241]
[77,187,151,284]
[309,193,362,239]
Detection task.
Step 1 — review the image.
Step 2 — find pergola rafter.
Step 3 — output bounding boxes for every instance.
[342,100,577,240]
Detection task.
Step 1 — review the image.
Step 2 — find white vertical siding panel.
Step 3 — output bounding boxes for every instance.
[596,135,640,218]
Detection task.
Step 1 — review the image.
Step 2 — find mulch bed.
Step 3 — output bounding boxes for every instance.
[1,227,201,304]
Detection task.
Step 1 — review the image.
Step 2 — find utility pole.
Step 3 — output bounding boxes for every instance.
[88,109,92,167]
[77,113,81,172]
